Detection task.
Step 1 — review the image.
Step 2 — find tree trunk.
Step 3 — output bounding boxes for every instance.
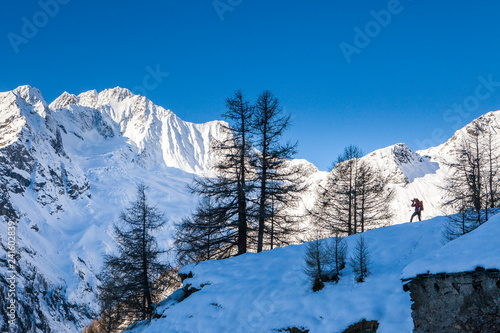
[237,117,247,255]
[257,133,268,253]
[360,186,366,233]
[142,193,152,319]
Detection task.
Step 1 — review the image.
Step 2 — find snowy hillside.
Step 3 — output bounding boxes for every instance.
[402,213,500,279]
[128,216,463,333]
[129,214,499,333]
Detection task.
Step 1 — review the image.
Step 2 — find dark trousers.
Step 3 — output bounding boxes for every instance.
[410,211,421,222]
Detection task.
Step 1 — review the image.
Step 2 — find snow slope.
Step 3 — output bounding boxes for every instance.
[129,217,453,333]
[129,211,500,333]
[402,213,500,279]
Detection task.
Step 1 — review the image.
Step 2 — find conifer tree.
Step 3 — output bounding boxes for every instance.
[442,124,499,240]
[311,145,392,236]
[251,90,306,252]
[98,184,169,323]
[174,197,232,264]
[331,234,348,281]
[303,237,330,291]
[350,235,371,283]
[189,90,254,256]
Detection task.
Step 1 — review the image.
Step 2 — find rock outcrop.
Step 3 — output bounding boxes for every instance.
[405,269,500,333]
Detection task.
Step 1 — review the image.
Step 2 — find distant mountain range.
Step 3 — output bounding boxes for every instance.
[1,85,499,331]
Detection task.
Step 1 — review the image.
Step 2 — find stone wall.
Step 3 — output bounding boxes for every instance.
[405,269,500,333]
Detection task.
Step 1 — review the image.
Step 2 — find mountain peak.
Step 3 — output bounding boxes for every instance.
[77,89,98,108]
[13,85,47,105]
[11,85,48,117]
[367,142,415,163]
[390,143,416,165]
[364,142,439,185]
[50,87,136,111]
[50,91,78,109]
[97,87,134,104]
[19,86,223,174]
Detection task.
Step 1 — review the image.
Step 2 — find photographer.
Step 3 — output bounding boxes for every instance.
[410,198,424,222]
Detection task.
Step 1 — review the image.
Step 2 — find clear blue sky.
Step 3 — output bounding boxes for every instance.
[2,0,500,170]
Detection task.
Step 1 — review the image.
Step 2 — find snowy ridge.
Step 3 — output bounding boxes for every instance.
[419,110,500,158]
[50,87,225,174]
[379,110,500,224]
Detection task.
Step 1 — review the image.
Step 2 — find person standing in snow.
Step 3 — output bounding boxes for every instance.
[410,198,423,222]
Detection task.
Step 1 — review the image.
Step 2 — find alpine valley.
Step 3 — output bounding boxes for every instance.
[1,86,499,332]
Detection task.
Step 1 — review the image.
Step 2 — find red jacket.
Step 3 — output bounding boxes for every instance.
[412,200,423,212]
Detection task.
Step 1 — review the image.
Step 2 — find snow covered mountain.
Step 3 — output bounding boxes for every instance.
[1,85,500,332]
[49,87,224,174]
[0,86,226,331]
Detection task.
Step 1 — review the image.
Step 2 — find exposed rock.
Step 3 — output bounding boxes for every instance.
[0,262,94,333]
[278,327,310,333]
[178,271,194,282]
[178,284,201,303]
[342,319,379,333]
[406,270,500,333]
[312,279,324,292]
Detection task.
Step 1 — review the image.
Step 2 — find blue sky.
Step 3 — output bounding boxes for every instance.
[2,0,500,170]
